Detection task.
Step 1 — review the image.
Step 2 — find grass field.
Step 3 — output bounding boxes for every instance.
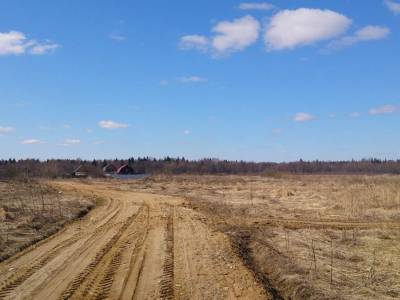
[0,180,95,261]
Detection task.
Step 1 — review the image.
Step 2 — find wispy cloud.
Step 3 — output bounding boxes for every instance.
[183,129,191,135]
[30,42,59,55]
[98,120,129,129]
[293,112,316,122]
[109,33,127,42]
[179,76,207,83]
[60,139,81,146]
[369,104,399,115]
[93,140,105,145]
[238,2,274,11]
[0,31,59,56]
[180,35,209,52]
[21,139,43,145]
[265,8,351,50]
[179,15,260,57]
[0,126,15,134]
[349,112,361,118]
[385,0,400,14]
[326,26,390,51]
[160,79,169,86]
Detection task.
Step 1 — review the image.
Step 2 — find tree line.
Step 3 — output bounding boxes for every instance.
[1,157,400,180]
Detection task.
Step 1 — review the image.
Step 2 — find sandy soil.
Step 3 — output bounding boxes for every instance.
[0,180,268,300]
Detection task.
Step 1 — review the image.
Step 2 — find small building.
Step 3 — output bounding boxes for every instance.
[116,164,135,175]
[72,165,89,178]
[103,164,117,175]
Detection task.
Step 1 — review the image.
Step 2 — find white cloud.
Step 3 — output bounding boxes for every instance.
[238,2,274,11]
[0,31,59,56]
[21,139,43,145]
[179,76,207,83]
[98,120,129,129]
[183,129,191,135]
[179,35,209,52]
[109,33,127,42]
[64,139,81,145]
[0,126,15,134]
[385,0,400,14]
[179,15,260,56]
[327,26,390,50]
[355,26,390,40]
[369,104,399,115]
[212,15,260,55]
[30,42,59,55]
[349,112,361,118]
[293,112,316,122]
[265,8,352,50]
[328,113,336,118]
[60,139,81,146]
[93,140,105,145]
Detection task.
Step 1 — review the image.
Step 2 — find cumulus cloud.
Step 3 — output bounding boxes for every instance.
[265,8,352,50]
[212,15,260,55]
[0,31,59,56]
[98,120,129,129]
[238,2,274,11]
[293,112,316,122]
[179,76,207,83]
[369,104,399,115]
[385,0,400,14]
[327,26,390,50]
[179,35,209,52]
[179,15,260,56]
[0,126,15,134]
[21,139,43,145]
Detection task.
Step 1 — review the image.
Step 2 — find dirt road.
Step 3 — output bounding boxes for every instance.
[0,181,268,300]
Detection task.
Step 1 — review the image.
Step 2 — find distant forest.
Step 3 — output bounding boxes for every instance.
[1,157,400,179]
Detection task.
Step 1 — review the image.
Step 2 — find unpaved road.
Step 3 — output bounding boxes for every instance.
[0,181,268,300]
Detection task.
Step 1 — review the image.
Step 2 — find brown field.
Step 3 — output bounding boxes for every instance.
[0,174,399,299]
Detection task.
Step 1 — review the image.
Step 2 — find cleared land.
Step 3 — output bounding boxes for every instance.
[0,175,399,299]
[0,180,266,300]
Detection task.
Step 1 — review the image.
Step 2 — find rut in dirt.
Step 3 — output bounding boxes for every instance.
[159,207,175,300]
[232,232,284,300]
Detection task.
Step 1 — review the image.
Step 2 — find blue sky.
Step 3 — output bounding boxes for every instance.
[0,0,399,162]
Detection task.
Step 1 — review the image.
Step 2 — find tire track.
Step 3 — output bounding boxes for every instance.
[160,206,174,300]
[78,207,149,300]
[119,204,150,300]
[0,207,121,300]
[60,205,146,300]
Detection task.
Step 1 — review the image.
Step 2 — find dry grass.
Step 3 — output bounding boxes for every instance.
[0,179,95,261]
[125,174,400,299]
